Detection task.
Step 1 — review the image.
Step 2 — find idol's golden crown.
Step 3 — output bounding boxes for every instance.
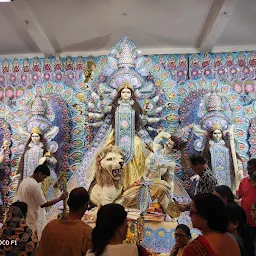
[31,126,42,135]
[212,123,222,131]
[118,81,134,92]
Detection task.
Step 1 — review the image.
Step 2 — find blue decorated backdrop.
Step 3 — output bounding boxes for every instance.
[0,43,256,206]
[0,41,256,253]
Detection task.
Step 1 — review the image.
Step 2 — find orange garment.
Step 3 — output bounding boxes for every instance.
[170,244,185,256]
[36,218,92,256]
[182,235,216,256]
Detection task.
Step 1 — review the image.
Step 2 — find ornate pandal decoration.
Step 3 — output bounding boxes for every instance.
[115,102,135,164]
[84,57,94,83]
[209,139,225,146]
[212,123,222,131]
[28,141,44,148]
[24,144,44,179]
[118,98,134,105]
[152,149,174,166]
[118,80,134,92]
[53,170,68,217]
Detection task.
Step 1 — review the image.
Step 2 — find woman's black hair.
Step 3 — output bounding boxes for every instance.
[248,158,256,171]
[91,203,127,256]
[215,185,235,204]
[11,201,28,217]
[193,193,228,233]
[190,155,206,165]
[226,203,255,256]
[176,224,191,238]
[34,163,50,176]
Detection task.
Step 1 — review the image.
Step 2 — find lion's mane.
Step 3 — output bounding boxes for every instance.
[95,145,125,188]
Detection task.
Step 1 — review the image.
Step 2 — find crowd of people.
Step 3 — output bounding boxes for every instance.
[0,156,256,256]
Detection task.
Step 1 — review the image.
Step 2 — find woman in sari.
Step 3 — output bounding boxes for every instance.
[170,224,191,256]
[183,193,240,256]
[0,201,38,256]
[86,203,148,256]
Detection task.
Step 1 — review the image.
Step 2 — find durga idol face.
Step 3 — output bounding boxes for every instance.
[31,133,41,144]
[120,87,132,101]
[212,129,222,142]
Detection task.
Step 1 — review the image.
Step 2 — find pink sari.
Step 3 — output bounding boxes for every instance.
[182,235,216,256]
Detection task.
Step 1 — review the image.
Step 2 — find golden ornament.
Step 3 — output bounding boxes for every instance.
[166,201,181,218]
[76,93,86,103]
[212,123,222,131]
[31,126,42,135]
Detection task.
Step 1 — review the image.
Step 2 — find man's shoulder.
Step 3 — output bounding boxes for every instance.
[18,177,38,192]
[47,219,92,231]
[46,219,62,226]
[80,221,93,232]
[204,169,217,179]
[20,177,37,186]
[76,220,93,229]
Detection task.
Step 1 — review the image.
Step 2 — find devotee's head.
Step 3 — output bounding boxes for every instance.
[213,185,235,205]
[92,204,128,256]
[12,201,28,217]
[174,224,191,248]
[226,203,246,234]
[33,164,50,183]
[189,155,207,174]
[67,187,89,216]
[227,202,255,255]
[247,159,256,182]
[190,193,228,233]
[251,203,256,223]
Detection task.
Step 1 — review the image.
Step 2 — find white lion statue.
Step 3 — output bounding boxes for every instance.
[89,145,126,207]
